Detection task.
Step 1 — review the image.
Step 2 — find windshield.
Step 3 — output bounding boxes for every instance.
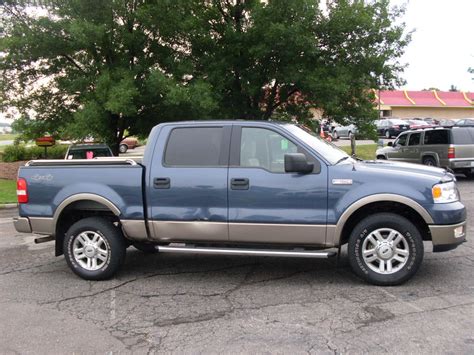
[284,124,351,165]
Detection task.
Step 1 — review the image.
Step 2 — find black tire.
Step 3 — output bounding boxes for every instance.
[64,217,126,280]
[385,130,391,138]
[119,144,128,153]
[133,242,159,254]
[377,155,386,160]
[348,213,424,286]
[422,156,437,167]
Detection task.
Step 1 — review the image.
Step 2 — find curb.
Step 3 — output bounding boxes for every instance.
[0,203,17,209]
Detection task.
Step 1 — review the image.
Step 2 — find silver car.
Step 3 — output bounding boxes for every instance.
[332,123,357,139]
[376,127,474,177]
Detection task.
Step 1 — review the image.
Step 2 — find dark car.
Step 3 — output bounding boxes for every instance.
[376,119,411,138]
[454,118,474,127]
[65,144,113,159]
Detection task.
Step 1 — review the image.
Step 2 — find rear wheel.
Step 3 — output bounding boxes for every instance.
[385,130,391,138]
[422,156,437,166]
[64,217,126,280]
[377,155,386,160]
[348,213,424,286]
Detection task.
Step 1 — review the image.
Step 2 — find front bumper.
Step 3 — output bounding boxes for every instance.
[430,220,467,252]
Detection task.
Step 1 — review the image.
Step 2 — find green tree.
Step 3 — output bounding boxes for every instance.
[181,0,409,131]
[1,0,217,154]
[1,0,409,151]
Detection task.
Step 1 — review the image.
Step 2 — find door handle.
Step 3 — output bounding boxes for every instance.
[153,177,170,189]
[231,178,249,190]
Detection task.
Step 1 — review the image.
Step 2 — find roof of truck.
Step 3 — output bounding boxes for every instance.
[157,120,292,127]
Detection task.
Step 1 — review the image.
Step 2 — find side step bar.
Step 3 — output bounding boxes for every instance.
[158,245,336,258]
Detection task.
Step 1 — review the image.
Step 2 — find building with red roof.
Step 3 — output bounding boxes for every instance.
[375,90,474,120]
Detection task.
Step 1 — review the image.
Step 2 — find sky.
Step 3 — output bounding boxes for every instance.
[391,0,474,92]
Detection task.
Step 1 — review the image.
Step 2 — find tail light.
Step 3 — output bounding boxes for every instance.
[17,178,28,204]
[448,146,455,159]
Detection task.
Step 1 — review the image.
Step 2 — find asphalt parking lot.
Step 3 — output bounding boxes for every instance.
[0,178,472,353]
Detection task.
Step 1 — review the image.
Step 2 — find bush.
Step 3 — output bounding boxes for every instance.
[2,144,69,162]
[2,145,26,162]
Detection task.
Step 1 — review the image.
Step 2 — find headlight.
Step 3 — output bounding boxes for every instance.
[432,181,459,203]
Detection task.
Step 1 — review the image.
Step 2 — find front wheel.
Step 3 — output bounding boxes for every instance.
[385,130,391,138]
[348,213,424,286]
[64,217,126,280]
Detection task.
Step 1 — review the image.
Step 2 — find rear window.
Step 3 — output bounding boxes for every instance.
[68,148,112,159]
[424,130,449,145]
[451,127,474,145]
[164,127,225,166]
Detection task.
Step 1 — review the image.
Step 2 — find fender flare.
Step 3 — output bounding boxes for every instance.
[53,193,121,234]
[329,194,434,246]
[421,152,440,166]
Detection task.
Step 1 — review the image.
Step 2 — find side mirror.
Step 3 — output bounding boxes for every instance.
[387,142,393,147]
[284,153,314,174]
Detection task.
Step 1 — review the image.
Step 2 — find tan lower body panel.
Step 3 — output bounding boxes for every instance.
[151,221,228,242]
[148,220,332,246]
[229,222,327,245]
[121,220,148,241]
[29,217,54,235]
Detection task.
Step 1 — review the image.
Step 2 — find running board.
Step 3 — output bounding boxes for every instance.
[157,245,336,258]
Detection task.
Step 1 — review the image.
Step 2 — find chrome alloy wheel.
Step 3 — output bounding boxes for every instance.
[72,231,109,271]
[362,228,409,274]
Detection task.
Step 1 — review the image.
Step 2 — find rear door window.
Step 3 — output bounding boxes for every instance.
[164,127,225,166]
[408,133,421,146]
[424,130,449,145]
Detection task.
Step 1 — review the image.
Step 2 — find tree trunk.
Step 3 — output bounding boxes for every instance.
[108,114,125,156]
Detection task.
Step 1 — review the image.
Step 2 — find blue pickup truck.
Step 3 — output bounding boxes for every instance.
[14,121,467,285]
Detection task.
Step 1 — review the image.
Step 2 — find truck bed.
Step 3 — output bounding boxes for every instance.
[18,159,145,220]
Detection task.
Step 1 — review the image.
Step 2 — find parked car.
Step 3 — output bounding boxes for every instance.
[332,123,357,139]
[65,144,113,159]
[422,118,439,125]
[439,119,455,127]
[408,119,433,129]
[376,119,411,138]
[119,137,139,153]
[454,118,474,127]
[14,121,466,286]
[376,127,474,177]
